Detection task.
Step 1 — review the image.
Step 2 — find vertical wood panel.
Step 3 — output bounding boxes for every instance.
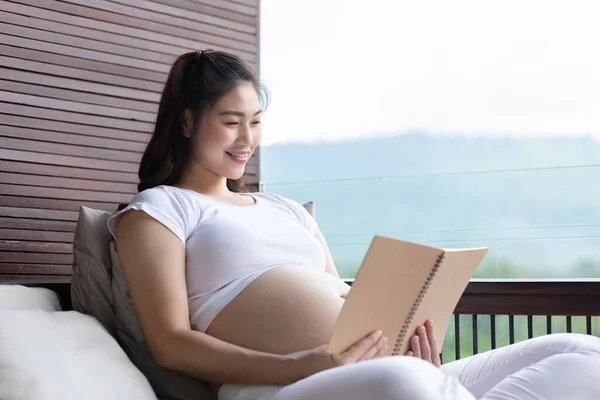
[0,0,260,278]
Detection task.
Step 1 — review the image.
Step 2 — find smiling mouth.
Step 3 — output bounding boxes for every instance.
[225,151,250,162]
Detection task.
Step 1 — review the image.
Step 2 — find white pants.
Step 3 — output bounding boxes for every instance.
[219,333,600,400]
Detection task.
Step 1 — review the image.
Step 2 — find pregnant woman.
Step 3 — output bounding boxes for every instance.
[109,50,600,400]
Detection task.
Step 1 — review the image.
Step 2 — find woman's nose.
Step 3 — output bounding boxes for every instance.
[238,124,253,143]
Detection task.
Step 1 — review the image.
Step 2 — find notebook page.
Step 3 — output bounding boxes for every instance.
[396,247,488,355]
[328,236,444,356]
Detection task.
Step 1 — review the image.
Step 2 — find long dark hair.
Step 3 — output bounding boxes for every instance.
[137,49,269,194]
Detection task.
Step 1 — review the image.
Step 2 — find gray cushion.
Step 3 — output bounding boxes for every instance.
[303,201,316,219]
[71,206,116,336]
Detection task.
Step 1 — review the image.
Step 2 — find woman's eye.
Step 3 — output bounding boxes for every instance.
[252,120,262,125]
[224,122,239,126]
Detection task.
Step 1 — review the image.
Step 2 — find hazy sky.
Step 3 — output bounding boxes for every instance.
[259,0,600,145]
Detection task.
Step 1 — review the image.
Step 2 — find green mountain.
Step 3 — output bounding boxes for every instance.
[261,134,600,279]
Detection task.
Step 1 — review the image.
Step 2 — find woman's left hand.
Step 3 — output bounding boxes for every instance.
[405,319,441,368]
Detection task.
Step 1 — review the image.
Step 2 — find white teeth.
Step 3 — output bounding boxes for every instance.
[226,151,249,160]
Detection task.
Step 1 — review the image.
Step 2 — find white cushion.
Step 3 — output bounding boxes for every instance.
[0,309,157,400]
[0,285,61,312]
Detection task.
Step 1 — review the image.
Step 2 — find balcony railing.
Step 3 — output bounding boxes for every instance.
[345,279,600,362]
[3,277,600,363]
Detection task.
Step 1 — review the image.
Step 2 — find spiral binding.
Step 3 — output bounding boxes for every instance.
[392,252,445,355]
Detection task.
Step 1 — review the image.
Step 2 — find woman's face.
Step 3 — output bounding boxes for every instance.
[190,82,262,180]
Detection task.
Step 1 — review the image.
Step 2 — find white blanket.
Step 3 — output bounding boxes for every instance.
[0,285,61,312]
[0,309,157,400]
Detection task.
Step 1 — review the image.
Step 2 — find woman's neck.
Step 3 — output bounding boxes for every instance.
[177,165,230,197]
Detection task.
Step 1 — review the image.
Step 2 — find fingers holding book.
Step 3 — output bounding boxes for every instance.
[287,330,388,381]
[405,320,441,368]
[342,330,388,362]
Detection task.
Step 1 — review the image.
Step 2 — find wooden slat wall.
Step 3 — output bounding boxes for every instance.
[0,0,261,279]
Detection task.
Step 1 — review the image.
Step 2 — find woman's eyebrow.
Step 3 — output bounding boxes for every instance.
[217,110,263,117]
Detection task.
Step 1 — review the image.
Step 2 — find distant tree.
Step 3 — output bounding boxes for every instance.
[573,258,600,278]
[473,258,527,279]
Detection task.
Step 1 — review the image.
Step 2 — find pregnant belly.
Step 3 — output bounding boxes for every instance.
[205,265,350,354]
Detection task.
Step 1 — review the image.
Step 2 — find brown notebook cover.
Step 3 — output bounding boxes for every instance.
[328,236,488,356]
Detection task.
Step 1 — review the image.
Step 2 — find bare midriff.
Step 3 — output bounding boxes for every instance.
[206,265,350,355]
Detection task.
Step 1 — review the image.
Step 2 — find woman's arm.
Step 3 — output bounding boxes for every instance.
[314,228,341,279]
[115,210,297,385]
[314,229,352,300]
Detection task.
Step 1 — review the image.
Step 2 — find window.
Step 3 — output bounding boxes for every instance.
[259,1,600,281]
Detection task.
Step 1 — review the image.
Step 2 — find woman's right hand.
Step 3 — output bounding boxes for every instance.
[287,330,388,382]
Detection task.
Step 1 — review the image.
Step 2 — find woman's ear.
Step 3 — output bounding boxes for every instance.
[182,109,193,138]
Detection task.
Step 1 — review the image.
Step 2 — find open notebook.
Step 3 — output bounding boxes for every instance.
[328,236,488,356]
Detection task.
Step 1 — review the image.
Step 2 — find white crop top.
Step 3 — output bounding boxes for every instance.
[107,185,326,332]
